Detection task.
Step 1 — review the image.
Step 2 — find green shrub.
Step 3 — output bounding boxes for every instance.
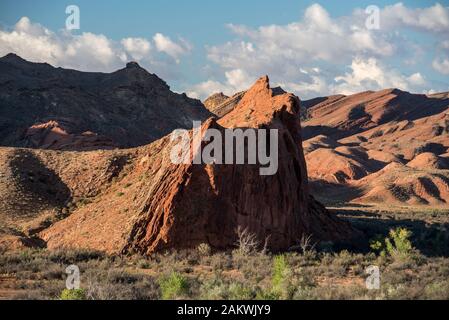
[269,255,294,299]
[369,235,385,253]
[158,272,188,300]
[272,255,287,291]
[386,228,413,259]
[77,197,92,207]
[60,288,87,300]
[370,227,415,261]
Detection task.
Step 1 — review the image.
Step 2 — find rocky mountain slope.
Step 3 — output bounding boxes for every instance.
[0,145,137,250]
[3,52,445,254]
[0,53,211,150]
[203,87,286,118]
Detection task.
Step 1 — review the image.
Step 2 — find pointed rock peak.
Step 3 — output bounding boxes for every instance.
[390,88,409,95]
[0,53,54,70]
[235,75,272,107]
[259,75,269,83]
[219,74,300,129]
[1,52,27,63]
[248,75,270,92]
[209,92,228,100]
[126,61,142,69]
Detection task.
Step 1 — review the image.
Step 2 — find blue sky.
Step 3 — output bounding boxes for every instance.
[0,0,448,99]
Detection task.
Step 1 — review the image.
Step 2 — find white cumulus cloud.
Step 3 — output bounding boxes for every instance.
[121,37,151,60]
[0,17,191,78]
[433,58,449,75]
[378,2,449,33]
[187,68,254,99]
[432,40,449,75]
[188,2,446,99]
[333,57,427,95]
[153,33,192,63]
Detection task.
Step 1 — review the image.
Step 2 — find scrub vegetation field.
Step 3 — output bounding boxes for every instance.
[1,206,448,300]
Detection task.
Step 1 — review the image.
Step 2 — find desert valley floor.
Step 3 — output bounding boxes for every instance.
[1,204,448,300]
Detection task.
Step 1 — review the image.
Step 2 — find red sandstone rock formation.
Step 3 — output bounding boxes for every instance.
[122,76,356,254]
[40,76,357,254]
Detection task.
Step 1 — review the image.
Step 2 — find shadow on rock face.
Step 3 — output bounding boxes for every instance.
[9,149,71,217]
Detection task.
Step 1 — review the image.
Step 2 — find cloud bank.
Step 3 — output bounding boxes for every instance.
[0,17,191,78]
[188,2,449,99]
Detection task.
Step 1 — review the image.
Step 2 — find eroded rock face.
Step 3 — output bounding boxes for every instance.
[122,76,356,254]
[302,88,449,144]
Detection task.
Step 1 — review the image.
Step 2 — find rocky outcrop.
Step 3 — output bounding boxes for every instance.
[125,76,356,254]
[0,53,212,150]
[351,162,449,206]
[204,91,246,117]
[0,144,140,252]
[40,76,357,254]
[25,120,117,150]
[203,92,229,111]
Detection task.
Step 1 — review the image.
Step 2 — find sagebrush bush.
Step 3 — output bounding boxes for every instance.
[228,283,254,300]
[3,224,449,301]
[158,272,188,300]
[60,288,86,300]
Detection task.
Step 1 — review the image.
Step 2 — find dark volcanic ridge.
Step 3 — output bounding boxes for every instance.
[0,53,212,150]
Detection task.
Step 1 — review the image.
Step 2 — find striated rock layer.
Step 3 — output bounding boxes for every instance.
[203,91,246,117]
[41,76,357,254]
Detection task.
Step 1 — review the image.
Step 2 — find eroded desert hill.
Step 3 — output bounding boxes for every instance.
[301,89,449,206]
[0,53,211,150]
